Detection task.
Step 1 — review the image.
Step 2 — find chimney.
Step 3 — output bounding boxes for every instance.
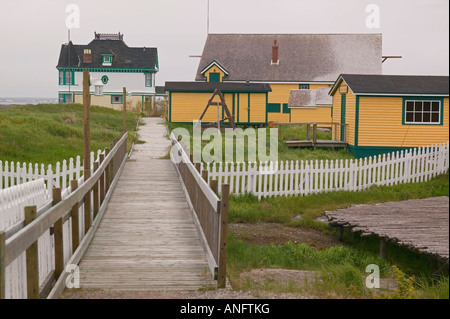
[83,49,92,63]
[271,40,279,65]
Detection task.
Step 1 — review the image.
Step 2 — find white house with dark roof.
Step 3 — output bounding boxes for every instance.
[57,32,159,110]
[194,33,383,123]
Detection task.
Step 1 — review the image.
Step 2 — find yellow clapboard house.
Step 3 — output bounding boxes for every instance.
[165,81,271,125]
[192,34,382,124]
[329,74,449,157]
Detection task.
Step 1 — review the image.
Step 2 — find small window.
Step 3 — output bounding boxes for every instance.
[59,71,64,85]
[145,73,152,87]
[299,84,310,90]
[65,71,73,85]
[111,95,123,104]
[404,100,441,125]
[102,55,113,66]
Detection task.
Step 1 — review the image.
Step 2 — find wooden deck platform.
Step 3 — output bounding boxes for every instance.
[285,139,347,150]
[69,118,214,292]
[323,197,449,263]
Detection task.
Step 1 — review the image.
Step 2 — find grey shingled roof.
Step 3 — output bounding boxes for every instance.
[288,88,332,108]
[57,38,158,70]
[195,34,382,82]
[165,81,271,93]
[331,74,450,95]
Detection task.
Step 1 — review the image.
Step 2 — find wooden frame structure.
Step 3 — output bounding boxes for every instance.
[196,89,236,130]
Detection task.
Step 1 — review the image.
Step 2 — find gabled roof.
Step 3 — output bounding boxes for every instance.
[288,88,332,108]
[57,37,158,70]
[195,34,382,82]
[330,74,450,96]
[200,60,229,76]
[165,81,271,93]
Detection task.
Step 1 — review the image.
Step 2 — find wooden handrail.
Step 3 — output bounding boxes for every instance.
[3,132,127,267]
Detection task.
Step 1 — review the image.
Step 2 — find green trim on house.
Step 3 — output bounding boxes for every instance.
[348,145,419,159]
[299,84,310,90]
[282,103,290,114]
[237,93,240,123]
[59,70,75,86]
[340,94,346,142]
[267,103,281,113]
[169,92,172,122]
[354,96,360,147]
[232,93,236,121]
[209,72,221,83]
[248,93,251,123]
[111,94,123,104]
[102,54,114,65]
[57,67,158,73]
[265,92,269,124]
[144,72,153,87]
[402,96,444,126]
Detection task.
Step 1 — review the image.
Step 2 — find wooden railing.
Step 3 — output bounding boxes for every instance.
[170,133,229,288]
[0,132,128,299]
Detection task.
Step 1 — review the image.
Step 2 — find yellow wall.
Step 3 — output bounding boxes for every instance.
[290,107,332,123]
[331,81,356,143]
[267,83,333,123]
[203,66,226,82]
[358,96,449,147]
[268,112,290,123]
[170,92,267,124]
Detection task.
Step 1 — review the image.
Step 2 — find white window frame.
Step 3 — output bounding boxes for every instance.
[404,99,442,125]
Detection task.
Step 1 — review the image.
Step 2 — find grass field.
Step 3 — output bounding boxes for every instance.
[227,173,449,299]
[0,103,139,167]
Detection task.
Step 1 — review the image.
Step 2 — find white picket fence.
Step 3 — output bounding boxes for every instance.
[0,151,103,200]
[202,142,450,199]
[0,179,54,299]
[0,150,102,299]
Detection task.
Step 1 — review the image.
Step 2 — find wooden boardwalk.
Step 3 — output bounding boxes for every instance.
[72,118,214,291]
[324,197,449,263]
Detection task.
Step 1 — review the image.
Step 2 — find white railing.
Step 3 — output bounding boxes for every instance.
[0,151,102,200]
[0,148,109,299]
[0,179,53,299]
[202,142,450,199]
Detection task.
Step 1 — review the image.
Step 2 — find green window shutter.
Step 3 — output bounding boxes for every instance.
[209,72,221,83]
[267,103,281,113]
[283,103,291,114]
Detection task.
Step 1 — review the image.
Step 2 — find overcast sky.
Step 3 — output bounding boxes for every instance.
[0,0,448,98]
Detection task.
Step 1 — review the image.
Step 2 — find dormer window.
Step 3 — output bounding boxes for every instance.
[102,54,113,66]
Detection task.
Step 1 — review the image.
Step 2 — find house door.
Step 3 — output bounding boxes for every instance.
[340,94,346,142]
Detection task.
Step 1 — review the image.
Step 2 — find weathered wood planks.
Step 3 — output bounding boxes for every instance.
[70,118,214,292]
[324,197,449,263]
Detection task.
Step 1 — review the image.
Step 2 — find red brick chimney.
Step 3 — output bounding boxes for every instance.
[272,40,279,65]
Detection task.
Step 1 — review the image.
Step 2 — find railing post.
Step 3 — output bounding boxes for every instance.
[25,206,39,299]
[93,162,99,219]
[53,188,64,280]
[99,153,105,204]
[202,170,208,184]
[0,231,5,299]
[123,87,127,134]
[313,123,318,150]
[70,180,80,254]
[105,147,110,195]
[210,179,218,195]
[195,162,201,174]
[218,184,230,289]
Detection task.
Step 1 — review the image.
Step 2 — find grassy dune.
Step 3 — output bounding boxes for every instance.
[0,103,139,167]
